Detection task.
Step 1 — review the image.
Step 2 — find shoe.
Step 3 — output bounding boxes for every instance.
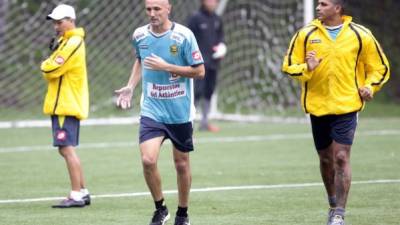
[329,215,345,225]
[51,198,85,208]
[149,207,170,225]
[199,123,220,132]
[207,124,220,132]
[83,194,91,205]
[326,208,335,225]
[174,216,190,225]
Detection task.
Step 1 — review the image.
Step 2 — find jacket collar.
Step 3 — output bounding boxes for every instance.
[64,27,85,39]
[311,15,352,30]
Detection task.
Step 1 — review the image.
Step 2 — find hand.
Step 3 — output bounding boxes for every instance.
[49,36,59,51]
[359,86,373,101]
[143,53,169,71]
[212,42,227,59]
[114,86,133,109]
[306,51,322,71]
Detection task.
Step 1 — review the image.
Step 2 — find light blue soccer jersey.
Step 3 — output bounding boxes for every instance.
[132,23,204,124]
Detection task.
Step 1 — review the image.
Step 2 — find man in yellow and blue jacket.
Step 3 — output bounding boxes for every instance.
[282,0,389,224]
[41,4,90,208]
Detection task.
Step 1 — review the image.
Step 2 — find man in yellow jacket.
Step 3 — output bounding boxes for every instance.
[41,4,90,208]
[282,0,389,224]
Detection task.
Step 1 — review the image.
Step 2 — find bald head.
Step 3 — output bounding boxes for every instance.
[145,0,170,6]
[145,0,172,33]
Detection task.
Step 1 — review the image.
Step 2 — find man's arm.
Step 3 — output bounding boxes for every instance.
[41,36,83,80]
[282,31,318,82]
[359,33,390,101]
[115,59,142,109]
[143,54,205,79]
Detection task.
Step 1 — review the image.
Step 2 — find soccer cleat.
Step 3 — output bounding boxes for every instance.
[199,123,220,132]
[326,208,335,225]
[207,124,220,132]
[329,215,345,225]
[174,216,190,225]
[83,194,91,205]
[51,198,85,208]
[149,207,170,225]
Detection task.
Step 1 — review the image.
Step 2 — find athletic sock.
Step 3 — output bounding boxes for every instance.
[334,207,345,217]
[70,190,83,201]
[176,206,188,217]
[328,195,337,208]
[155,198,165,210]
[81,188,89,196]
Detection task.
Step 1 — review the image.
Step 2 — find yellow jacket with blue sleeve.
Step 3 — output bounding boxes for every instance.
[282,16,389,116]
[40,27,89,120]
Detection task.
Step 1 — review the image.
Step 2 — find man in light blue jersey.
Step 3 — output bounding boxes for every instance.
[115,0,205,224]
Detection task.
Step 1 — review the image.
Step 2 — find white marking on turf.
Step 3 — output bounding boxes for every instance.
[0,179,399,204]
[1,129,400,153]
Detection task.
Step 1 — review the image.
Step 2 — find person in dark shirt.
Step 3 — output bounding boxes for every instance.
[188,0,227,132]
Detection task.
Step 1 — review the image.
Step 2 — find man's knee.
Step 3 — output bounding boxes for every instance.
[334,144,351,167]
[318,147,334,165]
[335,151,349,166]
[141,155,158,169]
[174,157,190,174]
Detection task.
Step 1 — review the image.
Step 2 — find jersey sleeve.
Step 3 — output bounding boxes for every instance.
[282,31,314,82]
[360,33,390,94]
[41,36,83,80]
[132,32,141,59]
[217,17,224,43]
[183,31,204,66]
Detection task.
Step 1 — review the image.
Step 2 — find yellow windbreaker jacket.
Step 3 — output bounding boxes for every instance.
[41,28,89,120]
[282,16,389,116]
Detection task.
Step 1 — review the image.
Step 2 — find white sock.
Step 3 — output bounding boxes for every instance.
[80,188,89,196]
[70,190,83,201]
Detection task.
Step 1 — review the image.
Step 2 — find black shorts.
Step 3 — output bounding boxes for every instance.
[194,68,217,101]
[310,112,358,150]
[139,116,194,152]
[51,115,80,147]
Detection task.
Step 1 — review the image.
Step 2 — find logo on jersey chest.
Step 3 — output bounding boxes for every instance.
[170,44,178,56]
[310,39,322,44]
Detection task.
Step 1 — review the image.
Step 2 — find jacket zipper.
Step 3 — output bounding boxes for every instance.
[53,76,63,114]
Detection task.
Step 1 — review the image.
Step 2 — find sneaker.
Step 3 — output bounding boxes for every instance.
[83,194,91,205]
[329,215,345,225]
[52,198,85,208]
[149,207,170,225]
[326,208,335,225]
[174,216,190,225]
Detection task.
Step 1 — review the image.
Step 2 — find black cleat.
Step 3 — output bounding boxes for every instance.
[52,198,85,208]
[174,216,190,225]
[149,207,170,225]
[83,194,91,205]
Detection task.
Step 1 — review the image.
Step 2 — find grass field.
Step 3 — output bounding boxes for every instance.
[0,117,399,225]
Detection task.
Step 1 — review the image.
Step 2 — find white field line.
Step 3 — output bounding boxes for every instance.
[1,129,400,154]
[0,115,308,129]
[0,179,399,204]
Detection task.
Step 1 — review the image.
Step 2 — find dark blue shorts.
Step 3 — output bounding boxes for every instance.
[139,116,194,152]
[310,112,358,150]
[51,115,80,147]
